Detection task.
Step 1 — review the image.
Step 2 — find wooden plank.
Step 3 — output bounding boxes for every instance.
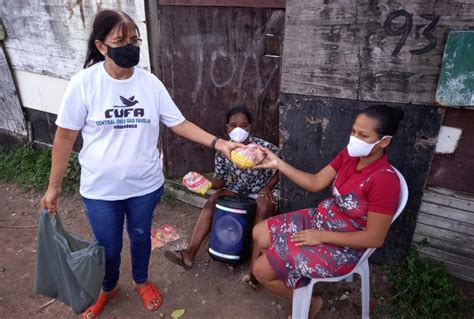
[414,223,474,247]
[145,0,161,77]
[435,31,474,107]
[0,1,148,79]
[164,184,208,208]
[419,245,474,268]
[419,252,474,283]
[159,0,286,8]
[423,188,474,213]
[158,6,284,177]
[0,46,27,136]
[420,202,474,225]
[358,0,474,105]
[281,0,474,104]
[427,109,474,193]
[416,213,474,236]
[412,233,474,260]
[280,0,359,98]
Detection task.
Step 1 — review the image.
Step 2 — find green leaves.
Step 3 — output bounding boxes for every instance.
[0,145,80,193]
[388,246,460,319]
[171,309,185,318]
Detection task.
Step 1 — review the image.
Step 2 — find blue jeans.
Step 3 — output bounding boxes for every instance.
[82,186,163,292]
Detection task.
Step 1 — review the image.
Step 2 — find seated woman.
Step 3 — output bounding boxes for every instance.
[165,106,280,287]
[252,105,403,317]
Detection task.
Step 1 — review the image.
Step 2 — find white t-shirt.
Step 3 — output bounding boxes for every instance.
[56,62,185,200]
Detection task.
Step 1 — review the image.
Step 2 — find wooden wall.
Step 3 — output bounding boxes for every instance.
[279,0,474,264]
[153,5,285,178]
[281,0,474,105]
[427,109,474,193]
[0,0,149,80]
[414,188,474,282]
[0,0,149,148]
[279,94,444,264]
[0,46,26,137]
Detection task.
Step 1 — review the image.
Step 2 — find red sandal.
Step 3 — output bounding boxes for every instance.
[136,282,162,312]
[82,286,119,319]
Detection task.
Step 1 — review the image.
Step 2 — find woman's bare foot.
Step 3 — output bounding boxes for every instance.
[309,296,323,319]
[164,249,193,270]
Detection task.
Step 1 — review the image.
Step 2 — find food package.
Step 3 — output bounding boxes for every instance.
[230,143,266,169]
[182,171,212,195]
[151,224,180,251]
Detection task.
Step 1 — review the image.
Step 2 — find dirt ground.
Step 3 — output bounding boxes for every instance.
[1,181,473,319]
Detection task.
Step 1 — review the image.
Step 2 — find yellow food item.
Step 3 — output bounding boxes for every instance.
[182,171,212,195]
[231,150,256,169]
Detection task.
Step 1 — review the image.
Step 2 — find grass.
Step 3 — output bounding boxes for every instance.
[382,243,466,319]
[0,144,80,193]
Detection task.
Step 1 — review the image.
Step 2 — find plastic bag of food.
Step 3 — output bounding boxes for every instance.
[230,143,266,169]
[34,209,105,314]
[182,171,212,195]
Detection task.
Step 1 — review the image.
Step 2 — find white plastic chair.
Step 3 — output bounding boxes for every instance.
[292,166,409,319]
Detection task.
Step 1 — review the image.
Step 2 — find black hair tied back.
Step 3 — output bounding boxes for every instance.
[360,105,404,137]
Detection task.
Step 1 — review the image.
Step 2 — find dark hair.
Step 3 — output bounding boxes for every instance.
[83,10,140,68]
[359,105,404,138]
[226,106,253,124]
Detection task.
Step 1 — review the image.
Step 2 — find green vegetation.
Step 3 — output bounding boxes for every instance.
[0,145,80,193]
[386,244,464,319]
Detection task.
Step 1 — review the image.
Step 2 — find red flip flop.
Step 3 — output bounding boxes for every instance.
[82,286,118,319]
[136,282,162,312]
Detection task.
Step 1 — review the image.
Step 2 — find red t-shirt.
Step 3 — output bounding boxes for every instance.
[330,148,400,216]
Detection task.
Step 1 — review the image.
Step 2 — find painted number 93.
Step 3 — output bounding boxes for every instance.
[383,9,440,56]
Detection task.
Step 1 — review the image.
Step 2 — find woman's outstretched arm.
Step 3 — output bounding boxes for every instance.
[255,148,336,193]
[170,120,243,158]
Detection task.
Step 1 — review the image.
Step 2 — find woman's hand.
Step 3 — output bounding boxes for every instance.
[254,147,281,170]
[215,139,244,158]
[291,229,324,246]
[40,186,61,213]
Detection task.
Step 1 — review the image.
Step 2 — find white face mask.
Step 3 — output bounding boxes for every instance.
[229,127,249,143]
[347,135,391,157]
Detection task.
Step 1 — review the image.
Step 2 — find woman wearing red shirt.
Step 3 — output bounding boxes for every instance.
[252,105,404,317]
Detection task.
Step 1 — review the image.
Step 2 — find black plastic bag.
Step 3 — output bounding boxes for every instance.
[34,209,105,314]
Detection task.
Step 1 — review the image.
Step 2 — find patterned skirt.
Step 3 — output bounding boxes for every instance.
[265,205,366,289]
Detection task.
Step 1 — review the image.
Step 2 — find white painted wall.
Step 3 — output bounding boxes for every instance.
[0,0,151,115]
[13,70,69,115]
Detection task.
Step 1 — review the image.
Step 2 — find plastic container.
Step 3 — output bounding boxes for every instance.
[208,196,256,264]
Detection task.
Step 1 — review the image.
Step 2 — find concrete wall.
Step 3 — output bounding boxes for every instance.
[0,0,150,145]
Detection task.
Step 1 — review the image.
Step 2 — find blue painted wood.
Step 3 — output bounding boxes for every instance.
[436,31,474,108]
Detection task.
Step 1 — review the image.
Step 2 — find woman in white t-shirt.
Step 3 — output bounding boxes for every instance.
[40,9,241,319]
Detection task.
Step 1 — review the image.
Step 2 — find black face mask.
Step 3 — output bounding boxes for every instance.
[106,43,140,68]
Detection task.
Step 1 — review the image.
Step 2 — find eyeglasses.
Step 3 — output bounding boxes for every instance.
[105,38,143,47]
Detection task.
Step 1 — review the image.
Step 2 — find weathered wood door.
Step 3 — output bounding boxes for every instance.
[0,21,27,140]
[147,1,285,178]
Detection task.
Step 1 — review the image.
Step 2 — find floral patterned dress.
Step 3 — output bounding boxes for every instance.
[266,149,400,289]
